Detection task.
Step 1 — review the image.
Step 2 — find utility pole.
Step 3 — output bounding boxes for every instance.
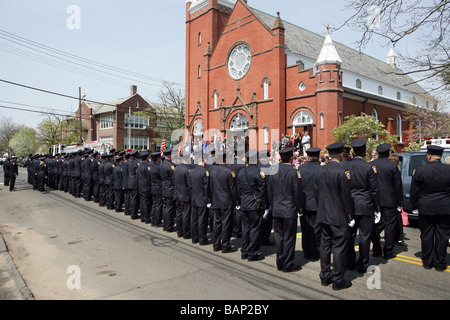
[79,87,82,144]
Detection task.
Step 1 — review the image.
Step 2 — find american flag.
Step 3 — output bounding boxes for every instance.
[160,138,166,156]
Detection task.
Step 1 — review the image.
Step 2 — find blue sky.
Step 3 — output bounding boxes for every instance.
[0,0,426,128]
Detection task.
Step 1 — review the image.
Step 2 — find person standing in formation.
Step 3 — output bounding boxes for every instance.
[411,145,450,272]
[160,148,177,232]
[314,142,354,290]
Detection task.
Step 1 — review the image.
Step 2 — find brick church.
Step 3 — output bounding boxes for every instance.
[184,0,428,152]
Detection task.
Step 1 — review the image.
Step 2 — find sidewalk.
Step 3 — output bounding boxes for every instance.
[0,232,35,300]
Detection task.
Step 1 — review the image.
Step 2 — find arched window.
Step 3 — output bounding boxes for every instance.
[378,86,383,95]
[356,79,362,89]
[263,80,269,100]
[198,65,201,78]
[293,110,313,126]
[213,91,219,109]
[397,114,402,142]
[397,91,401,100]
[296,60,305,70]
[230,113,249,131]
[372,108,378,121]
[198,32,202,45]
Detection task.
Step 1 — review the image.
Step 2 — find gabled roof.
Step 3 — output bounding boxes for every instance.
[250,8,426,95]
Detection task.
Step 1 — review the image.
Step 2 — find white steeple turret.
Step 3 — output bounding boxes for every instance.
[315,26,342,67]
[387,47,398,68]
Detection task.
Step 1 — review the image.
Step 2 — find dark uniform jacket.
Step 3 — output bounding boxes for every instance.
[237,164,266,212]
[314,160,354,227]
[72,156,82,178]
[127,159,139,190]
[209,164,239,210]
[122,160,129,189]
[104,161,115,186]
[92,158,100,180]
[371,156,403,208]
[11,161,18,177]
[150,162,162,196]
[137,161,151,194]
[37,161,48,178]
[410,160,450,216]
[267,162,303,219]
[342,157,380,216]
[82,156,93,180]
[98,160,106,185]
[160,159,176,199]
[173,163,191,203]
[298,161,321,212]
[188,165,210,207]
[113,163,123,190]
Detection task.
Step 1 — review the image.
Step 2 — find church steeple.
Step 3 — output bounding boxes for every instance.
[315,26,342,67]
[387,47,398,68]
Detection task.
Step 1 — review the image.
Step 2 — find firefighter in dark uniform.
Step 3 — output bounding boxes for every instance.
[57,154,65,191]
[237,149,267,261]
[160,148,177,232]
[314,142,354,290]
[188,150,211,245]
[127,150,140,220]
[138,151,152,223]
[173,153,192,238]
[98,154,108,207]
[33,155,40,190]
[209,151,240,253]
[150,151,163,227]
[71,150,82,198]
[9,157,19,191]
[371,143,403,259]
[258,150,275,246]
[104,154,115,210]
[410,145,450,271]
[343,139,380,273]
[298,147,322,261]
[122,152,131,215]
[113,156,124,213]
[267,147,303,272]
[228,147,246,239]
[91,152,101,203]
[62,154,70,193]
[37,156,48,192]
[27,154,34,186]
[82,148,94,201]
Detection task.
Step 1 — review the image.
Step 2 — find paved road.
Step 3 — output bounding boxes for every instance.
[0,168,449,302]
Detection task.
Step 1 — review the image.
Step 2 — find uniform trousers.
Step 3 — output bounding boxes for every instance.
[419,214,450,269]
[176,201,191,238]
[139,191,152,222]
[72,177,82,197]
[151,194,163,226]
[372,206,397,256]
[99,183,106,206]
[92,180,100,202]
[129,189,139,218]
[4,172,10,186]
[162,197,176,231]
[300,211,320,260]
[273,217,297,270]
[348,215,374,270]
[191,206,209,244]
[105,184,114,209]
[83,178,92,200]
[9,175,16,191]
[320,223,350,284]
[240,209,263,259]
[213,208,233,251]
[114,189,124,212]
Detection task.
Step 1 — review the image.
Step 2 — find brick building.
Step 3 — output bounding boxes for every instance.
[75,85,156,151]
[184,0,430,152]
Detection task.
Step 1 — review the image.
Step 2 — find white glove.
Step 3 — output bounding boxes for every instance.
[374,211,381,224]
[397,206,403,212]
[297,211,303,217]
[412,209,419,215]
[206,203,211,208]
[348,219,355,227]
[263,209,270,220]
[235,206,240,210]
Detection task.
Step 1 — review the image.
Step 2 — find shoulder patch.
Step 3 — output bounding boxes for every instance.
[260,171,266,179]
[345,170,351,180]
[297,171,301,179]
[205,170,210,177]
[412,169,416,176]
[170,165,175,171]
[231,171,236,178]
[147,166,151,171]
[372,166,377,174]
[397,164,401,172]
[112,164,115,168]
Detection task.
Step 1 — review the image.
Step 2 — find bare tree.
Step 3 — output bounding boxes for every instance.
[0,116,25,155]
[337,0,449,96]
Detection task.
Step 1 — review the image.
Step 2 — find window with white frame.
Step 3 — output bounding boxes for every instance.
[125,113,150,129]
[124,135,149,150]
[99,136,114,146]
[100,114,114,129]
[397,114,402,142]
[263,80,269,100]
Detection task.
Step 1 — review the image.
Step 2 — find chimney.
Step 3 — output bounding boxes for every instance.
[130,85,137,96]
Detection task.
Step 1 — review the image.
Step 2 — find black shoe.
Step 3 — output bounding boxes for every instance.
[435,266,446,272]
[423,264,433,270]
[199,240,212,245]
[332,280,352,291]
[115,209,124,213]
[383,253,397,260]
[357,266,368,274]
[321,278,332,286]
[397,241,407,247]
[241,254,248,260]
[213,247,222,252]
[222,247,237,254]
[248,254,264,261]
[282,264,302,272]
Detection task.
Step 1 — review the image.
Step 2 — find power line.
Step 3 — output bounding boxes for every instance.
[0,29,185,88]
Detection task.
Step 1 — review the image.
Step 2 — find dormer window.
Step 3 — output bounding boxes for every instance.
[356,79,362,89]
[378,86,383,95]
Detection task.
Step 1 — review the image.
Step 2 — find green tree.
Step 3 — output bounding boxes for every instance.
[331,114,398,157]
[9,130,38,157]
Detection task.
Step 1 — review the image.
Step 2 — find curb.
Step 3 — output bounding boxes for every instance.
[0,233,35,300]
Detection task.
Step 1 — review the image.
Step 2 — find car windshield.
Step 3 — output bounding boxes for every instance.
[408,155,427,176]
